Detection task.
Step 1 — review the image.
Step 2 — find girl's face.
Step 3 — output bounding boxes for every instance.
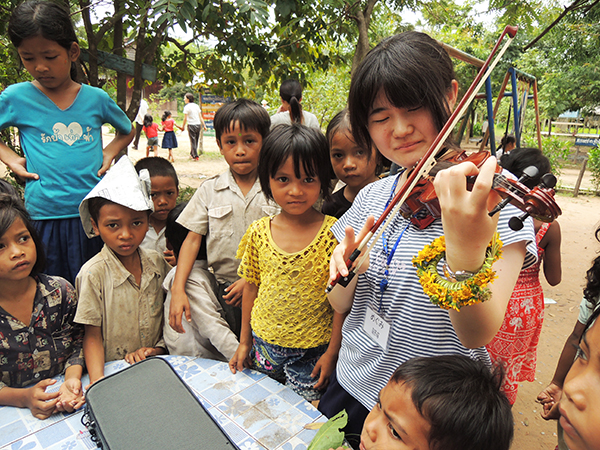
[367,84,457,169]
[330,130,378,190]
[559,318,600,450]
[0,217,37,282]
[270,156,321,218]
[17,35,79,91]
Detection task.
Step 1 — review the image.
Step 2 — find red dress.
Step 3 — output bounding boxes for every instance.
[486,222,550,404]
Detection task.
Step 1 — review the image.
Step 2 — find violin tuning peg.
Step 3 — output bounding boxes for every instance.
[541,173,557,189]
[521,166,539,181]
[489,197,511,217]
[509,212,530,231]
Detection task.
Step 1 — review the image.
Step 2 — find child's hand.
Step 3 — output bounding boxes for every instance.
[24,379,61,420]
[98,151,115,177]
[329,216,375,284]
[223,279,245,307]
[537,382,562,420]
[311,351,337,390]
[169,290,192,333]
[229,343,252,374]
[57,378,85,412]
[125,347,162,364]
[7,157,39,181]
[163,249,176,266]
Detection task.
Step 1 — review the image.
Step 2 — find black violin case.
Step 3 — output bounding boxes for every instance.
[82,356,238,450]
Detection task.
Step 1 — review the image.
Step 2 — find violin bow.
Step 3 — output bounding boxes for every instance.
[326,25,518,293]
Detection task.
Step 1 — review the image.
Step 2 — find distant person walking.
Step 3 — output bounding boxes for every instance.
[132,98,149,150]
[270,80,320,130]
[182,93,207,160]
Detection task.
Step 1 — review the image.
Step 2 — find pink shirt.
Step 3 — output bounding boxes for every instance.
[143,123,159,138]
[162,119,175,132]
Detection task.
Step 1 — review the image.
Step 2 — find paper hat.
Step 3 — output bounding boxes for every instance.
[79,157,154,238]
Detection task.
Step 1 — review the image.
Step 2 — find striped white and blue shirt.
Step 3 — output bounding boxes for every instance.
[331,174,537,409]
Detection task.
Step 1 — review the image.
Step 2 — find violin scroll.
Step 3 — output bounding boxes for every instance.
[489,165,562,230]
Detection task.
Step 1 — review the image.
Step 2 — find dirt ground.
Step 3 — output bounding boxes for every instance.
[11,129,600,449]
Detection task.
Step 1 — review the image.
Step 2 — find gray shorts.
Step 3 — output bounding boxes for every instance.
[147,137,158,146]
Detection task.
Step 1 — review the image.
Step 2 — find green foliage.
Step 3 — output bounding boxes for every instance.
[587,145,600,193]
[177,185,197,203]
[522,134,572,178]
[0,128,25,198]
[303,66,352,129]
[524,1,600,118]
[307,410,348,450]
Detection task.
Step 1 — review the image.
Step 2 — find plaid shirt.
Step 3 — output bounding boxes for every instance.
[0,274,84,389]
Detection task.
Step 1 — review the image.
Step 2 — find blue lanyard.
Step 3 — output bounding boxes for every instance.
[379,172,410,312]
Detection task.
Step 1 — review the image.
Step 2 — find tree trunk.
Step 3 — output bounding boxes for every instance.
[114,0,128,114]
[350,0,379,76]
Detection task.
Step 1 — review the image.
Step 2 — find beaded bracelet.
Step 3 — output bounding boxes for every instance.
[412,233,503,311]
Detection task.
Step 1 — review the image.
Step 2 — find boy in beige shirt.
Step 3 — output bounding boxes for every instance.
[169,99,278,337]
[75,157,171,384]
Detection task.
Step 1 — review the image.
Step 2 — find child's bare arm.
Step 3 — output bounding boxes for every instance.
[98,127,135,177]
[125,346,166,364]
[0,380,61,420]
[229,282,257,374]
[542,221,562,286]
[312,311,347,390]
[169,231,203,333]
[0,140,39,180]
[83,325,105,385]
[537,319,585,419]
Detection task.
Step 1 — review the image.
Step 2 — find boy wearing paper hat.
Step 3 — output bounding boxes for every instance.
[74,157,171,385]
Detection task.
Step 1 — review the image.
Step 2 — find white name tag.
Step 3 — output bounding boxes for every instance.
[363,306,391,350]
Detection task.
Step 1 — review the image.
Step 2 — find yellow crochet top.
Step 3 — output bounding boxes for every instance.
[237,215,338,349]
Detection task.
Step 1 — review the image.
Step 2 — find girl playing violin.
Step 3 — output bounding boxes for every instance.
[318,31,538,444]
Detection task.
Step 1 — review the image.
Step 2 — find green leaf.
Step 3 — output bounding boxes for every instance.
[202,4,211,21]
[307,410,348,450]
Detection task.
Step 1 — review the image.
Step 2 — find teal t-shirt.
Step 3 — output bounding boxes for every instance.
[0,82,132,220]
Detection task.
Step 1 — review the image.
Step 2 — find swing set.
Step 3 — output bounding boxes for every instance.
[440,42,542,155]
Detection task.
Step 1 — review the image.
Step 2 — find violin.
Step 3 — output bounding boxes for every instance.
[400,149,562,231]
[326,25,560,293]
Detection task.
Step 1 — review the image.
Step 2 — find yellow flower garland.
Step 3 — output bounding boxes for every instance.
[412,233,503,311]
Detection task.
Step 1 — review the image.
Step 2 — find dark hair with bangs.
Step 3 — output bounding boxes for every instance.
[214,99,271,144]
[326,108,388,176]
[0,193,46,276]
[259,124,332,201]
[8,0,79,81]
[348,31,456,153]
[499,147,551,189]
[135,157,179,189]
[390,355,513,450]
[326,108,353,149]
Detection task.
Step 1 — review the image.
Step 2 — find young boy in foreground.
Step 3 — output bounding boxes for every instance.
[168,99,278,337]
[331,355,513,450]
[74,157,171,384]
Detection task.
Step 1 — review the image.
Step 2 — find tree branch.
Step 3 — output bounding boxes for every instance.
[524,0,599,50]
